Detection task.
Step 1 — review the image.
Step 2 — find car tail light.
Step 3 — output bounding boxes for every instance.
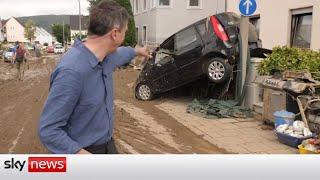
[210,16,229,42]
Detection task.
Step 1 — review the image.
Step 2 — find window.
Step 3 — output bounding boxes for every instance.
[142,25,147,45]
[188,0,201,8]
[175,27,199,53]
[143,0,147,11]
[159,0,170,6]
[291,13,312,48]
[189,0,199,7]
[135,27,139,43]
[189,0,199,6]
[135,0,139,13]
[249,16,260,37]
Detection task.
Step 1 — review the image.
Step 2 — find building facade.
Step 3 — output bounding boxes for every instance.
[5,17,28,43]
[4,17,54,45]
[227,0,320,50]
[0,17,4,42]
[34,27,54,46]
[131,0,225,46]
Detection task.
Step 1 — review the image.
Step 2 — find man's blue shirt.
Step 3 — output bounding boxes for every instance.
[39,40,136,154]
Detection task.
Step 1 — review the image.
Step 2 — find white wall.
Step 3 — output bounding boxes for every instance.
[227,0,320,50]
[133,0,225,45]
[0,31,4,42]
[156,0,225,43]
[6,17,28,42]
[34,27,53,45]
[0,18,4,42]
[133,0,157,45]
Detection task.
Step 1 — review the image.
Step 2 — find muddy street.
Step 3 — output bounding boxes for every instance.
[0,55,225,154]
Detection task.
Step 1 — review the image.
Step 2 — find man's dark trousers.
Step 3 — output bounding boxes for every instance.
[84,138,118,154]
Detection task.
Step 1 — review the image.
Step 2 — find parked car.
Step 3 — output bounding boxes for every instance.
[3,47,15,62]
[135,12,263,101]
[47,46,54,53]
[54,45,65,54]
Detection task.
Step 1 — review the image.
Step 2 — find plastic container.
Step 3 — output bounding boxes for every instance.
[298,145,319,154]
[275,131,315,148]
[273,110,295,128]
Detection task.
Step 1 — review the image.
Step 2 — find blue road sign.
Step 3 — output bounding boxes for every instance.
[239,0,257,16]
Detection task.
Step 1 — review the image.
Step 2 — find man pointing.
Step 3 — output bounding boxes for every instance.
[39,0,150,154]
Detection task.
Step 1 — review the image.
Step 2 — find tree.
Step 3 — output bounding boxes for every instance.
[24,19,36,42]
[88,0,137,46]
[51,24,71,45]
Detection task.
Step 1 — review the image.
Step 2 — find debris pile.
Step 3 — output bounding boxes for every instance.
[276,121,313,138]
[187,99,253,119]
[300,138,320,153]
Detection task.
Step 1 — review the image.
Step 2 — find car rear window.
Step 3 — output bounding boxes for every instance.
[221,12,240,25]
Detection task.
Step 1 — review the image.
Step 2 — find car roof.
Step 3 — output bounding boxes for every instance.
[158,12,243,48]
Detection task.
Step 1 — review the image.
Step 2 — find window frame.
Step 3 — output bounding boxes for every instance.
[290,10,313,49]
[187,0,202,9]
[142,25,147,45]
[135,26,139,44]
[142,0,147,12]
[134,0,139,14]
[158,0,172,8]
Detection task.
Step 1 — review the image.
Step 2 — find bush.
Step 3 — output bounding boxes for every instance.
[258,46,320,80]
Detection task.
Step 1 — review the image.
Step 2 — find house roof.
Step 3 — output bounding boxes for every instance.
[1,19,8,27]
[69,15,89,30]
[2,17,25,28]
[12,17,25,27]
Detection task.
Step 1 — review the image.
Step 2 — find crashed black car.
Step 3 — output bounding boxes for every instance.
[135,12,263,101]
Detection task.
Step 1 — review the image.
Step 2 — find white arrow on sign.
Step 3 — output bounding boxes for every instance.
[243,0,253,14]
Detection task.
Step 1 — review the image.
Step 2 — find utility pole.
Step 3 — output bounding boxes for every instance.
[78,0,82,39]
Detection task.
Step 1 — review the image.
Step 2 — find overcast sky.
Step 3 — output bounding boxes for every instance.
[0,0,90,20]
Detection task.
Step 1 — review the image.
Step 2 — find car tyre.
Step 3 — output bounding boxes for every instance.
[206,58,232,83]
[135,83,153,101]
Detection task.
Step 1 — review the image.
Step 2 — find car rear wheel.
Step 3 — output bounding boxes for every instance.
[206,58,232,83]
[136,83,153,101]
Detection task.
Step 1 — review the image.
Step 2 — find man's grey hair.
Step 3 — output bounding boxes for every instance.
[88,0,130,36]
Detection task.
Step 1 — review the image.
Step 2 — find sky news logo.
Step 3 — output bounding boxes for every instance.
[3,157,66,172]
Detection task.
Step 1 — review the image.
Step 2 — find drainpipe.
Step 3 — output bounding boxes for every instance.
[225,0,228,12]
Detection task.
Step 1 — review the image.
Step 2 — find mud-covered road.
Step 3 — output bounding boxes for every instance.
[0,54,225,154]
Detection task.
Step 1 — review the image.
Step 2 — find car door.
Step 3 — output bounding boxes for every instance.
[152,52,180,92]
[174,26,203,84]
